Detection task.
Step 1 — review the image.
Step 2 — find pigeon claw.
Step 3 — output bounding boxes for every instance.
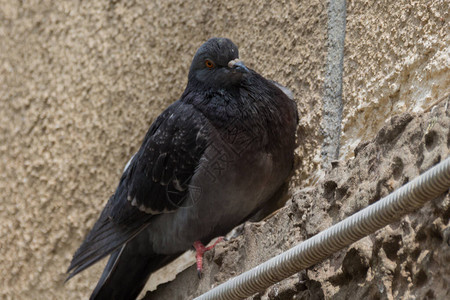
[193,237,224,278]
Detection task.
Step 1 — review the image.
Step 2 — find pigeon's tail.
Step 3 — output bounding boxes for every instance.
[90,232,180,300]
[67,197,152,281]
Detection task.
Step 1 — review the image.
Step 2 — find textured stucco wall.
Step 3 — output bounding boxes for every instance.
[0,1,325,299]
[341,0,449,159]
[0,0,447,299]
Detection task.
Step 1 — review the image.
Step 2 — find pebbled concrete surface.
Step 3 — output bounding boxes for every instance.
[340,0,449,160]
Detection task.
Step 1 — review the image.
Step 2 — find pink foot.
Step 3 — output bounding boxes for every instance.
[193,237,224,278]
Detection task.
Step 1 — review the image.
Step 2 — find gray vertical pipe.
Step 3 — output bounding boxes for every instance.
[321,0,346,166]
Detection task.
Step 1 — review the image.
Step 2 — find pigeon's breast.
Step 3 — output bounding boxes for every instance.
[148,129,291,254]
[148,84,297,254]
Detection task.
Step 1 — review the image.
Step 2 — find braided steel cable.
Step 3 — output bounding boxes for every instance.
[196,157,450,300]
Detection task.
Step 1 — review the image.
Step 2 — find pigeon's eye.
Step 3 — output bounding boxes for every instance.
[205,60,214,69]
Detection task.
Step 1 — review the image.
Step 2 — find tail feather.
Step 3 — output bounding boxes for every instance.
[90,244,126,299]
[67,206,151,281]
[90,230,181,300]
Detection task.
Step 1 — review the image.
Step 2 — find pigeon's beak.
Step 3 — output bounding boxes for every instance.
[228,59,250,74]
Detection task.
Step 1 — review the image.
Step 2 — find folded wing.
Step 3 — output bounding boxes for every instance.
[67,101,210,280]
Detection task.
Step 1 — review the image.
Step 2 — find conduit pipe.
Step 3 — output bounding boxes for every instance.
[195,157,450,300]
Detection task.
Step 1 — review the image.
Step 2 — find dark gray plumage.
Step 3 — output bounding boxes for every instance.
[67,37,298,299]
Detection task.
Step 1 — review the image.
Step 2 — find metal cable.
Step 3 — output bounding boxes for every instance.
[196,157,450,300]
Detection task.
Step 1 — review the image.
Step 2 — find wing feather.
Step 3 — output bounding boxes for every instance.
[67,101,210,279]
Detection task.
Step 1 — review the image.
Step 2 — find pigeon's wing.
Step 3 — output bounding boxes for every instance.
[123,102,210,216]
[67,101,210,279]
[268,80,294,100]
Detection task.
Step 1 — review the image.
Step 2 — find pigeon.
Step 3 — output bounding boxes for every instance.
[67,37,298,300]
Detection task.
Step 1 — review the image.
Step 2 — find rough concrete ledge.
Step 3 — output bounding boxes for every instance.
[144,102,449,299]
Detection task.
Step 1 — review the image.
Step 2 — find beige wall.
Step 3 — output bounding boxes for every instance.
[0,0,447,299]
[341,0,449,158]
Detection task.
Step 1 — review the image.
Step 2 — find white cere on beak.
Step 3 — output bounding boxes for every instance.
[228,58,242,68]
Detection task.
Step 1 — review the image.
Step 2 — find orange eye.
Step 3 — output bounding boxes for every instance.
[205,60,214,69]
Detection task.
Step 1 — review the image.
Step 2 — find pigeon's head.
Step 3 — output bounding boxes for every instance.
[188,38,250,89]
